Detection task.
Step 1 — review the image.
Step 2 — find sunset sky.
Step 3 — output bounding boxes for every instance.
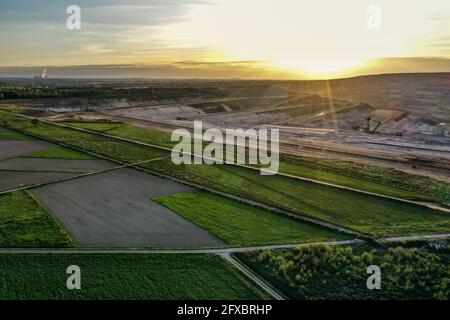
[0,0,449,79]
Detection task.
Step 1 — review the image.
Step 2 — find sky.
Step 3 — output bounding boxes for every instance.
[0,0,449,79]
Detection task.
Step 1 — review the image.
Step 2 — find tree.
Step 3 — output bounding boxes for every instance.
[31,118,39,127]
[0,119,9,127]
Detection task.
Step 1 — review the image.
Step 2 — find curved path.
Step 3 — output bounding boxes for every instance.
[0,239,361,300]
[0,236,447,300]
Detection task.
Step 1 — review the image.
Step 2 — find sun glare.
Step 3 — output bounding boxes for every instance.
[160,0,450,79]
[268,58,369,79]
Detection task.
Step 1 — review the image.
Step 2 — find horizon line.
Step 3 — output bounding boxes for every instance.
[1,71,449,82]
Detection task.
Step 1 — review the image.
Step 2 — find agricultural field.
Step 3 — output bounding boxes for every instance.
[0,113,168,163]
[154,191,350,246]
[280,155,450,206]
[23,146,97,160]
[0,136,78,192]
[0,12,449,304]
[0,191,73,247]
[61,121,175,149]
[0,128,117,192]
[0,158,115,173]
[0,253,268,299]
[30,169,223,248]
[61,120,448,205]
[275,157,437,202]
[235,243,450,300]
[144,160,450,238]
[1,111,448,238]
[0,171,76,192]
[0,139,54,161]
[0,129,31,141]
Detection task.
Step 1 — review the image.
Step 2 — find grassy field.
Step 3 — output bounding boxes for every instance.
[0,130,32,140]
[0,113,168,163]
[0,253,268,299]
[235,243,450,300]
[0,191,73,247]
[276,159,433,202]
[280,155,450,206]
[62,121,175,148]
[63,120,449,204]
[0,104,31,114]
[145,160,450,238]
[1,111,449,238]
[22,147,97,160]
[154,191,350,246]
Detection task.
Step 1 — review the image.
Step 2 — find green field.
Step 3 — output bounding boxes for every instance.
[0,253,268,299]
[22,147,97,160]
[145,160,450,238]
[154,191,350,246]
[0,113,168,163]
[62,121,175,148]
[63,120,449,205]
[236,244,450,300]
[1,111,449,238]
[276,159,433,202]
[0,104,31,114]
[0,192,73,248]
[279,155,450,206]
[0,130,32,140]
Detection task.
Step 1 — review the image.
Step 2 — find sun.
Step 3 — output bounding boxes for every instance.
[271,59,368,79]
[160,0,448,79]
[161,0,381,79]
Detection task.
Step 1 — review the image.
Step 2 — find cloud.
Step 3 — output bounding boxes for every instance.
[0,61,296,79]
[358,57,450,75]
[1,57,449,80]
[1,0,449,76]
[427,12,450,20]
[0,0,204,25]
[428,36,450,50]
[79,44,116,54]
[0,0,208,66]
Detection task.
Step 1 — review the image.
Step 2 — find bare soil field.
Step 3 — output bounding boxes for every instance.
[0,138,118,190]
[31,168,224,248]
[0,158,116,173]
[0,170,76,192]
[0,140,53,160]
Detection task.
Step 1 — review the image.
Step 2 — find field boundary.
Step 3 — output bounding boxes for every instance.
[0,239,363,253]
[2,110,449,240]
[2,109,448,212]
[0,116,362,239]
[24,190,76,247]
